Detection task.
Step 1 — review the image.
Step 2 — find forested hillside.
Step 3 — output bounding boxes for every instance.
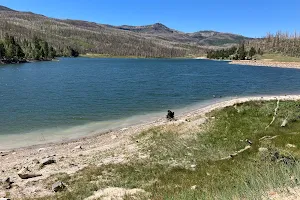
[245,32,300,57]
[0,5,251,58]
[0,33,57,64]
[207,31,300,60]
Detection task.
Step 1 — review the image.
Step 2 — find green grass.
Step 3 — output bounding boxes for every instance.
[25,100,300,200]
[255,53,300,62]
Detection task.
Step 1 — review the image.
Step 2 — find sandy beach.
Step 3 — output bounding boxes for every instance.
[2,94,300,198]
[230,60,300,69]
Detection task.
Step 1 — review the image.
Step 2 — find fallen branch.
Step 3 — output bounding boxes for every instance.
[259,135,278,141]
[220,145,251,160]
[265,99,280,130]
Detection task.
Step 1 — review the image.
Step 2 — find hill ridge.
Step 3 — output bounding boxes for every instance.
[0,5,251,57]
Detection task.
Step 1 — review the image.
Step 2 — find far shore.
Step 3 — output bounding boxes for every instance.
[230,60,300,69]
[2,94,300,198]
[80,53,205,59]
[0,58,59,66]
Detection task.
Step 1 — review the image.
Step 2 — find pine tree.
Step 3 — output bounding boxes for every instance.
[0,42,5,59]
[249,47,256,59]
[237,43,247,60]
[15,44,24,58]
[49,47,56,58]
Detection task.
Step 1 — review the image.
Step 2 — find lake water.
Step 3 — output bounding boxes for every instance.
[1,58,300,149]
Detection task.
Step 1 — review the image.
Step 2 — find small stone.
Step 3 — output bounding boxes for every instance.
[258,147,268,152]
[0,153,8,157]
[38,148,46,152]
[246,139,253,145]
[191,185,197,190]
[111,135,117,140]
[52,181,66,192]
[32,159,40,165]
[191,164,197,168]
[2,177,13,189]
[281,119,288,127]
[230,153,238,158]
[74,145,82,150]
[0,198,11,200]
[286,144,296,148]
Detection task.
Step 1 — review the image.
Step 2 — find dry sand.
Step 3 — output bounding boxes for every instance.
[2,95,300,199]
[230,60,300,69]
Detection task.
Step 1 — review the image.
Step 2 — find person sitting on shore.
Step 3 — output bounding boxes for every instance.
[166,110,175,120]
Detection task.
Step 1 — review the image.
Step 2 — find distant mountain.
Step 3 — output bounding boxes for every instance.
[189,31,248,46]
[112,23,250,46]
[0,5,252,57]
[115,23,179,34]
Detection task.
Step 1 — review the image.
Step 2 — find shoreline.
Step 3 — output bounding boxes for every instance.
[0,94,299,152]
[230,60,300,69]
[2,94,300,198]
[0,58,59,66]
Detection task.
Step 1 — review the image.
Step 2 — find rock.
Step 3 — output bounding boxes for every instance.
[286,144,296,148]
[17,167,42,179]
[2,177,13,189]
[52,181,66,192]
[230,153,238,158]
[38,148,46,152]
[40,158,56,167]
[111,135,117,140]
[191,185,197,190]
[74,145,82,150]
[246,139,253,145]
[0,198,11,200]
[191,164,197,168]
[32,159,40,165]
[281,119,288,127]
[259,147,268,152]
[281,156,296,165]
[0,153,8,157]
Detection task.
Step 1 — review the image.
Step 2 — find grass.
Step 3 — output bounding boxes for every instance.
[25,100,300,200]
[255,53,300,62]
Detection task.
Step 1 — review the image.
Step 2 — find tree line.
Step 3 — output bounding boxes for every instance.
[0,33,80,64]
[207,44,263,60]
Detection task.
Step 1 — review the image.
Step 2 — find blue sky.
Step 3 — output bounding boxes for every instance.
[0,0,299,37]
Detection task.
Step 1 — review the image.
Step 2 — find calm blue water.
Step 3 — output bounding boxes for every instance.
[1,58,300,148]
